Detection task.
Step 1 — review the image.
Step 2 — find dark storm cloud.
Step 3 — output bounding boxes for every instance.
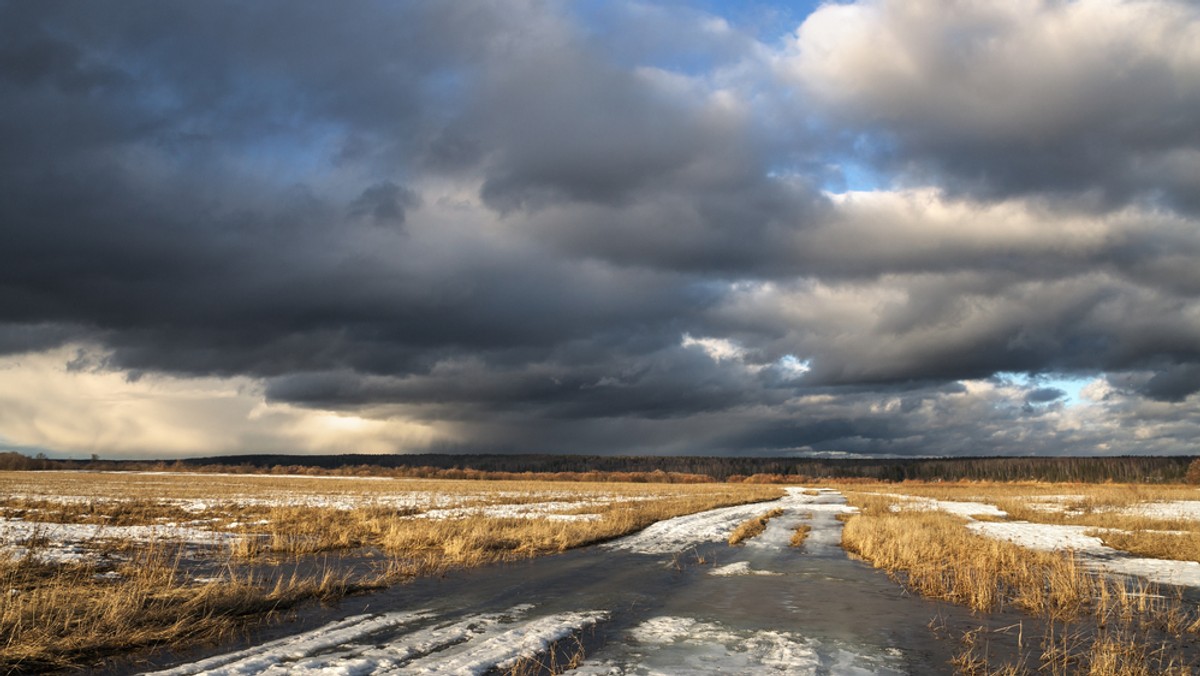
[349,182,420,227]
[1026,388,1066,404]
[3,0,1200,457]
[1138,364,1200,403]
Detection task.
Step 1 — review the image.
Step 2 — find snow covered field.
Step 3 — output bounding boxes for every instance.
[885,493,1200,588]
[11,472,1200,674]
[0,471,722,565]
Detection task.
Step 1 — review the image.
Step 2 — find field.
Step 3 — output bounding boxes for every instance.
[0,471,781,672]
[840,482,1200,674]
[9,473,1200,674]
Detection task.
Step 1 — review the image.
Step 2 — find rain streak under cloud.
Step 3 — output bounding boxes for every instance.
[2,0,1200,458]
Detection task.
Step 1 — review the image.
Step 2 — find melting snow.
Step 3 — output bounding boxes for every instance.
[144,605,607,676]
[709,561,781,577]
[887,496,1007,520]
[892,495,1200,589]
[606,487,849,556]
[968,520,1200,588]
[573,615,901,676]
[0,517,238,564]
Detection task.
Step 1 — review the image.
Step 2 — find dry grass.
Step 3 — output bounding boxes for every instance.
[841,481,1200,560]
[789,523,812,548]
[503,635,587,675]
[839,491,1200,675]
[841,501,1092,618]
[727,508,784,546]
[0,471,783,671]
[0,545,374,673]
[1089,530,1200,564]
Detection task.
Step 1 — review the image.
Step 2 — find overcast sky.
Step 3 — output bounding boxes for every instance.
[3,0,1200,459]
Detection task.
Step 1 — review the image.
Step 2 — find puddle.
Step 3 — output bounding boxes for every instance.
[126,489,1019,675]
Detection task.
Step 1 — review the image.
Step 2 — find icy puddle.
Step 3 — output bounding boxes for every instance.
[136,489,985,676]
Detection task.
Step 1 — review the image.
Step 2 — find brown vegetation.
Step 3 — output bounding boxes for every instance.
[0,472,783,671]
[0,545,372,673]
[839,491,1200,674]
[789,523,811,548]
[727,508,785,546]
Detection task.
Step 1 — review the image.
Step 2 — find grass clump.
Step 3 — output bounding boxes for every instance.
[789,523,812,548]
[728,508,785,546]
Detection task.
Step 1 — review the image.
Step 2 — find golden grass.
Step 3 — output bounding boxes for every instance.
[789,523,812,548]
[0,471,783,671]
[841,502,1091,618]
[837,481,1200,560]
[839,491,1200,675]
[0,545,375,673]
[727,508,785,546]
[1090,530,1200,564]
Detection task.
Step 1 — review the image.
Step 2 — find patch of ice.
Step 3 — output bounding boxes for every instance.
[709,561,781,577]
[573,615,899,675]
[403,609,608,675]
[605,502,781,555]
[145,610,431,676]
[145,604,607,676]
[607,488,849,556]
[221,608,523,675]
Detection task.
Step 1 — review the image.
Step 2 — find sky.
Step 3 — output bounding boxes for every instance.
[2,0,1200,460]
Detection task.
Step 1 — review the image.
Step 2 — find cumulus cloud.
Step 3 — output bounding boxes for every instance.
[1,0,1199,458]
[788,0,1200,207]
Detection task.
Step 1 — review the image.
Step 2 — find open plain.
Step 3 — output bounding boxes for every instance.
[7,472,1200,673]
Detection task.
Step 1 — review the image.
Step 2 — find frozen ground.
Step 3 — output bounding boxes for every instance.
[137,487,957,675]
[2,490,655,515]
[148,605,608,676]
[0,517,238,564]
[1008,494,1200,521]
[894,496,1200,588]
[47,485,1200,674]
[0,479,672,563]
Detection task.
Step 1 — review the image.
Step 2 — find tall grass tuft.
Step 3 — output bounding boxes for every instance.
[728,508,785,546]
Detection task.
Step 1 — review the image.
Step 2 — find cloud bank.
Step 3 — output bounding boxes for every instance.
[1,0,1199,457]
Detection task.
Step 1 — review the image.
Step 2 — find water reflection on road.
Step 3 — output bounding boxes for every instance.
[142,489,989,675]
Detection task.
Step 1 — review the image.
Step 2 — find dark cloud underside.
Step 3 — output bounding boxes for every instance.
[2,0,1200,456]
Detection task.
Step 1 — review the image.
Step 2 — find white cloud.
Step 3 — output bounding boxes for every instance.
[681,333,747,363]
[0,346,442,458]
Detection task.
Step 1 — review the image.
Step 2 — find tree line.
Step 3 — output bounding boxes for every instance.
[3,451,1197,484]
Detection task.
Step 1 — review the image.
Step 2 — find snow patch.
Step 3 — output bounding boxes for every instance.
[606,487,849,556]
[709,561,781,577]
[969,520,1200,588]
[145,610,431,676]
[573,615,900,675]
[888,496,1007,520]
[403,610,608,675]
[0,517,239,564]
[144,605,607,676]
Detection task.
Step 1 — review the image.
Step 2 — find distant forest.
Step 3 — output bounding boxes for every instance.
[4,451,1196,484]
